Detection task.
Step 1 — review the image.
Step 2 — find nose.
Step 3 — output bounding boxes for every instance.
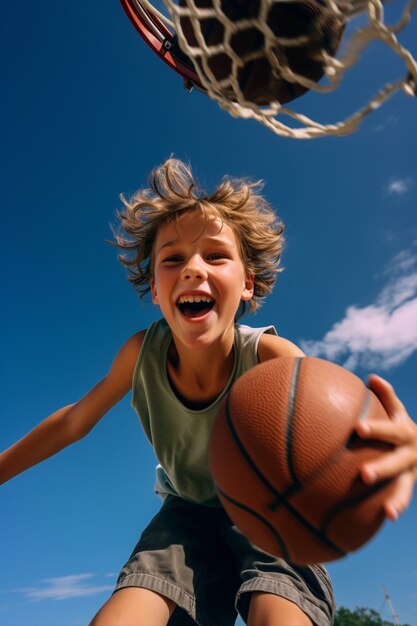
[180,255,208,281]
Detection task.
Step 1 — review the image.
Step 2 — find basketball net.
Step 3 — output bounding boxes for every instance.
[152,0,416,138]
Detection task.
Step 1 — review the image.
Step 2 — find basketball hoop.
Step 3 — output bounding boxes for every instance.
[120,0,205,92]
[121,0,416,139]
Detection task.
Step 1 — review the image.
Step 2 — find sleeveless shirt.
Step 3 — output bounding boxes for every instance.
[131,318,277,507]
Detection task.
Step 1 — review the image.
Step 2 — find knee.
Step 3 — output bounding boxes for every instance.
[88,610,104,626]
[88,598,136,626]
[89,587,175,626]
[247,591,314,626]
[88,605,114,626]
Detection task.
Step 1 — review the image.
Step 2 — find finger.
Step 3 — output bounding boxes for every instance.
[360,445,416,484]
[367,374,406,420]
[383,471,415,521]
[355,418,415,446]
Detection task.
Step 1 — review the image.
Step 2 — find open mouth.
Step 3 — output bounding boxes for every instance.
[177,295,215,319]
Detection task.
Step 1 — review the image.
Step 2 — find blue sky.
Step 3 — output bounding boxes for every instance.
[1,1,416,625]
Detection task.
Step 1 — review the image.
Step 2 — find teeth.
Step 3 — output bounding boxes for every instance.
[178,295,214,304]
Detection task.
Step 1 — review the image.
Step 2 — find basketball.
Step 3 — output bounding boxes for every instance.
[209,356,395,564]
[179,0,345,105]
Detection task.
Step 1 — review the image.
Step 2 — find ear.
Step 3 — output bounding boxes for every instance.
[241,272,254,301]
[150,279,159,305]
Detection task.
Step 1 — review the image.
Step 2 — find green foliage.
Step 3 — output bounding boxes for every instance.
[334,606,411,626]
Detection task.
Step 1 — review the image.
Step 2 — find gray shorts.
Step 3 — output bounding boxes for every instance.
[115,495,335,626]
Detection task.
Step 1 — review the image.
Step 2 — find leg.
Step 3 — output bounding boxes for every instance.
[89,587,176,626]
[223,518,334,625]
[247,592,314,626]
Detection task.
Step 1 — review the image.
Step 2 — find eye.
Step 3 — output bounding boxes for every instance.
[162,255,184,264]
[207,252,227,261]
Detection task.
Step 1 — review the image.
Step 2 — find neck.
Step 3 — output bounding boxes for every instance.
[167,330,235,406]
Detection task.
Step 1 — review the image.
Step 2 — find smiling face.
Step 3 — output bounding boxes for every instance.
[150,208,254,349]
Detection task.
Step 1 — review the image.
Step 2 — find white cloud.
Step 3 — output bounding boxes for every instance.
[384,249,417,276]
[372,114,398,133]
[386,177,413,196]
[301,248,417,372]
[4,573,113,602]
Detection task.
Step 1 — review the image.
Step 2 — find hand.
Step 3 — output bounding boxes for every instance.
[355,374,417,521]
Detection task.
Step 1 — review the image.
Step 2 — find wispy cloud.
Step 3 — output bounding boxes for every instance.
[301,248,417,372]
[372,114,398,133]
[4,573,113,602]
[386,177,413,196]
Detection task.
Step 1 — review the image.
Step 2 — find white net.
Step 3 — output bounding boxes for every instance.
[158,0,416,138]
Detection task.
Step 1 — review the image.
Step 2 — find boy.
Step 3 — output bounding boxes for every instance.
[1,159,416,626]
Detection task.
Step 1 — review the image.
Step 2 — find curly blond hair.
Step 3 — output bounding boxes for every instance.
[114,158,284,316]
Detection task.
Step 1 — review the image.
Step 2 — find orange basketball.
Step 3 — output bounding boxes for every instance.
[179,0,344,105]
[209,356,395,565]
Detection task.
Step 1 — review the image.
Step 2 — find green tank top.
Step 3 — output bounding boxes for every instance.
[132,318,277,507]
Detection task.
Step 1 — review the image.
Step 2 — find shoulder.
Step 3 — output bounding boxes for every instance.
[121,330,147,358]
[107,330,147,384]
[257,332,305,363]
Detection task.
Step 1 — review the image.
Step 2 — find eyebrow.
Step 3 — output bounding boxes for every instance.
[156,236,235,254]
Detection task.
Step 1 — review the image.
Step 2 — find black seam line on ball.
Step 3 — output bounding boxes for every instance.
[357,388,371,422]
[224,391,346,558]
[345,389,371,450]
[320,477,393,536]
[215,483,291,562]
[286,356,303,488]
[268,357,304,506]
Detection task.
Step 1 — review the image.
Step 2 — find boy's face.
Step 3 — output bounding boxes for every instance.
[151,209,254,348]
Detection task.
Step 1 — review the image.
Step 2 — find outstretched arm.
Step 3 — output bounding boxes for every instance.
[356,375,417,520]
[0,331,145,486]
